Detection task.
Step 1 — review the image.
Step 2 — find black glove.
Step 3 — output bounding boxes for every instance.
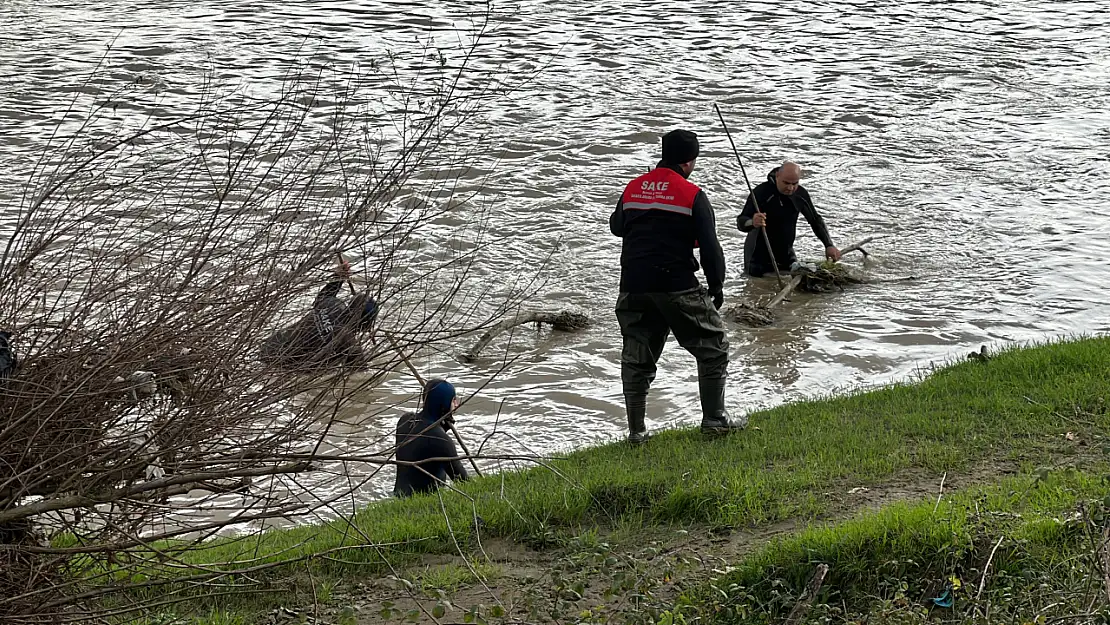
[442,412,456,428]
[711,291,724,310]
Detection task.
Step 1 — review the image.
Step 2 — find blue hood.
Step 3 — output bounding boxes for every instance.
[420,379,456,422]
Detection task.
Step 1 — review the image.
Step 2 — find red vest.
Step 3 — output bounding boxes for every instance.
[620,167,701,246]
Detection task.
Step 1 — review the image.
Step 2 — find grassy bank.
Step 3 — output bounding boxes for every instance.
[674,467,1110,624]
[136,336,1110,622]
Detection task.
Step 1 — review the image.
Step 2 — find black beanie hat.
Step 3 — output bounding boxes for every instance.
[661,129,700,165]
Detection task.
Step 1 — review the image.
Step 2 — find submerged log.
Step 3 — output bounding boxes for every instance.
[795,263,866,294]
[726,300,780,327]
[767,275,805,309]
[459,309,590,363]
[724,236,875,327]
[831,236,874,261]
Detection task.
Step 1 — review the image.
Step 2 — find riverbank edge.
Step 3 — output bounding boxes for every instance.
[140,334,1110,623]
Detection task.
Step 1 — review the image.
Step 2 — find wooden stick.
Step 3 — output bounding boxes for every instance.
[714,103,784,290]
[766,276,804,311]
[382,331,426,388]
[977,535,1005,601]
[838,236,874,257]
[447,424,483,478]
[1099,526,1110,603]
[933,471,947,514]
[382,331,483,478]
[784,563,830,625]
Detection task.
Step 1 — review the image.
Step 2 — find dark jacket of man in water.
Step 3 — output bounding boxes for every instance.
[609,129,744,445]
[393,379,469,498]
[0,330,16,379]
[736,162,841,277]
[260,260,379,369]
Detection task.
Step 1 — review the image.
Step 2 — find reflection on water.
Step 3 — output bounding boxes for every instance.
[3,0,1110,524]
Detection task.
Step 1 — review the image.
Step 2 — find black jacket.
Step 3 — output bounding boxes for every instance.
[392,413,469,497]
[737,168,834,275]
[609,164,726,294]
[0,331,16,379]
[260,281,378,368]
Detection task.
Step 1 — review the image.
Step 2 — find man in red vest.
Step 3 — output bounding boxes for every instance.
[609,129,746,444]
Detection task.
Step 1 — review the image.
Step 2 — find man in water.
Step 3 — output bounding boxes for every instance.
[260,259,379,369]
[736,161,841,276]
[609,129,746,444]
[393,378,470,497]
[0,330,16,379]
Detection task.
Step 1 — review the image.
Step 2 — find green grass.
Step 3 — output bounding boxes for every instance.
[675,468,1110,624]
[116,335,1110,620]
[408,559,501,595]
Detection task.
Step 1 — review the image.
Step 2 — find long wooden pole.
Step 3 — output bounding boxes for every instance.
[714,103,784,290]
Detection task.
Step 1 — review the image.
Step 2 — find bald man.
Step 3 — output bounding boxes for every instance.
[736,162,840,277]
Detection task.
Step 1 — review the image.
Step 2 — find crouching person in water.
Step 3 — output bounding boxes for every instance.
[393,379,470,498]
[260,259,379,370]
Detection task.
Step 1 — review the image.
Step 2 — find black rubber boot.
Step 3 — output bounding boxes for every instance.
[624,394,650,445]
[698,378,747,435]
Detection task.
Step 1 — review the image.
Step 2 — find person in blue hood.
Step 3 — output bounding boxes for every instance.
[393,378,470,498]
[260,259,379,370]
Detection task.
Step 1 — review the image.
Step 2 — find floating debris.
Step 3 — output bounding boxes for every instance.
[546,310,591,332]
[460,309,591,362]
[725,237,875,328]
[724,301,775,327]
[793,260,866,294]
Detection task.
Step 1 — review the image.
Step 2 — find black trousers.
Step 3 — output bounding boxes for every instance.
[615,287,729,397]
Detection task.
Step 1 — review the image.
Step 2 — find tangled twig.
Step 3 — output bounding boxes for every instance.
[0,22,539,621]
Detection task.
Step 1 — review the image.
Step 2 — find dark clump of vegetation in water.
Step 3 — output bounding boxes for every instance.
[795,260,864,293]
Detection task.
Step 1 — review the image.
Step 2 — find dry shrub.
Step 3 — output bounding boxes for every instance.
[0,12,543,622]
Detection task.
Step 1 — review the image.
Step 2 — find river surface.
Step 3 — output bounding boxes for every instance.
[3,1,1110,528]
